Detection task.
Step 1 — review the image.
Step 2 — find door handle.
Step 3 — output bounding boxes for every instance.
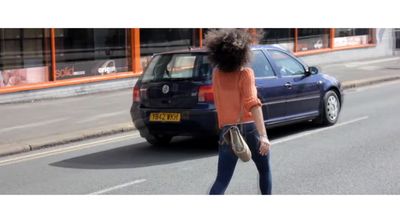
[284,82,292,88]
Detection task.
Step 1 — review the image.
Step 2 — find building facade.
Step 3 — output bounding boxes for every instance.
[0,28,396,95]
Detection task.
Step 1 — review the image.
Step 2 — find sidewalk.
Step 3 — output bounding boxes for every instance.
[1,56,400,157]
[318,56,400,87]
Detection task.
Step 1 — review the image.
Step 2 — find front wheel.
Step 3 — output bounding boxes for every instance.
[145,134,172,146]
[317,90,341,126]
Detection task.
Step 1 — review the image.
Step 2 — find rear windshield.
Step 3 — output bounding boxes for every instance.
[142,53,212,83]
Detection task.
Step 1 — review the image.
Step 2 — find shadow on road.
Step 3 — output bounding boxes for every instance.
[50,122,321,170]
[50,137,219,170]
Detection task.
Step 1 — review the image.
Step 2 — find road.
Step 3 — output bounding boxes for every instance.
[0,80,400,194]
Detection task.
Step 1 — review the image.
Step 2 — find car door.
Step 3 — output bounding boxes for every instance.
[267,49,321,119]
[250,50,287,124]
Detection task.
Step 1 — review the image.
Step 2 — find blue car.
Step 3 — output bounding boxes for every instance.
[130,45,343,145]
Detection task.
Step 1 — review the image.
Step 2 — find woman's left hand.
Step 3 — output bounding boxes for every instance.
[259,137,271,156]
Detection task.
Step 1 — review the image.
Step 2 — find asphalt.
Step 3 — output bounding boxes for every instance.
[1,80,400,194]
[0,56,399,157]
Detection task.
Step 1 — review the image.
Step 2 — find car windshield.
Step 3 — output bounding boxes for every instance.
[142,53,212,83]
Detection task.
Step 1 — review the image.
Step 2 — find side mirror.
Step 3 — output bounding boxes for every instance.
[305,66,319,75]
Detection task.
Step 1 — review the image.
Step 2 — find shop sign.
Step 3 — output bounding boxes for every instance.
[56,59,122,80]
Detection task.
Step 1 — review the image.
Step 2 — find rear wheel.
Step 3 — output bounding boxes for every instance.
[316,90,341,126]
[145,134,173,146]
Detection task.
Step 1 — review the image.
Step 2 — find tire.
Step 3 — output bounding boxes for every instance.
[145,134,172,146]
[317,90,341,126]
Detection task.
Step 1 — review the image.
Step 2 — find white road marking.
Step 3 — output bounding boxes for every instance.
[76,111,128,124]
[99,90,132,99]
[358,65,379,71]
[0,118,67,134]
[89,179,147,195]
[271,116,369,145]
[0,133,141,167]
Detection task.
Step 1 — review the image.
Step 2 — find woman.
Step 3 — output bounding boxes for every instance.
[206,29,272,195]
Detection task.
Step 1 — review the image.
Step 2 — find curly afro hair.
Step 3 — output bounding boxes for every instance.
[204,29,252,73]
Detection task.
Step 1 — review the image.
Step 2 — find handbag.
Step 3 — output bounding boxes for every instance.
[222,107,252,162]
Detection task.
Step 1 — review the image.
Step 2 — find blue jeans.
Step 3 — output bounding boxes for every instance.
[209,122,272,195]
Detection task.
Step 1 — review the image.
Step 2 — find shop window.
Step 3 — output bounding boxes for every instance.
[297,29,330,52]
[140,29,195,69]
[55,29,131,80]
[334,28,373,48]
[259,29,295,51]
[0,29,51,88]
[140,29,194,56]
[201,28,213,45]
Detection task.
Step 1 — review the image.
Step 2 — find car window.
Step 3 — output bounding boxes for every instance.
[142,53,211,83]
[268,50,305,76]
[250,50,275,78]
[169,55,196,78]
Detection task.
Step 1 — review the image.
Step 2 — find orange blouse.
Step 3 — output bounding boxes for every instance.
[212,67,262,128]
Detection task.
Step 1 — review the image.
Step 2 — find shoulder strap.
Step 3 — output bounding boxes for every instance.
[236,68,244,124]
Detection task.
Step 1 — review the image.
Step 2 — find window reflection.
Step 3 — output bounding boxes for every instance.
[259,29,295,51]
[0,29,51,87]
[297,29,330,52]
[334,28,373,47]
[55,29,131,80]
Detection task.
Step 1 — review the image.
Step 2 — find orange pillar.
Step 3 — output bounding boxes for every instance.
[330,28,335,48]
[199,28,203,48]
[294,28,298,52]
[50,28,57,81]
[131,28,142,74]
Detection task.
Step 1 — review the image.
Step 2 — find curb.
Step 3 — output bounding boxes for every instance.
[0,124,136,158]
[342,75,400,90]
[1,74,400,158]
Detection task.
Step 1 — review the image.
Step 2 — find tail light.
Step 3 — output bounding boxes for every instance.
[198,85,214,103]
[133,86,140,102]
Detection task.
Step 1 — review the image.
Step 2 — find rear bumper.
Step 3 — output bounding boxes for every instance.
[130,103,219,138]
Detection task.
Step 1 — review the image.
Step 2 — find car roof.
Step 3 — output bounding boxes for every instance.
[155,45,287,56]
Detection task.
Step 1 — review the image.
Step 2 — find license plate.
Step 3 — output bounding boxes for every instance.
[149,113,181,122]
